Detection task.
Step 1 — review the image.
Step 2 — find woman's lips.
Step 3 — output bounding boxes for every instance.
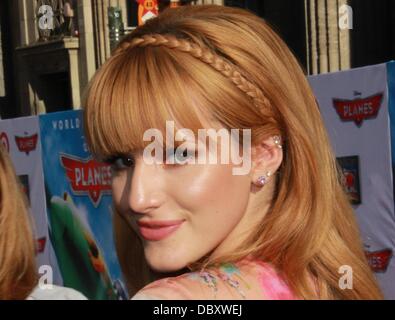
[137,219,184,241]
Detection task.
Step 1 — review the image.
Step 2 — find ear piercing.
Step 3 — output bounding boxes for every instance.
[256,171,271,187]
[273,135,282,149]
[254,136,282,187]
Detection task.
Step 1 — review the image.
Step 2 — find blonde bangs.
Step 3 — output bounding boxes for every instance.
[83,45,248,161]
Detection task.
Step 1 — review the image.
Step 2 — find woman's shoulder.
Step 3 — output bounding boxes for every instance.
[27,284,88,300]
[131,275,196,300]
[132,258,296,300]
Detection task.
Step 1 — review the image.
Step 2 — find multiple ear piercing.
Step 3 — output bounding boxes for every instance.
[255,135,283,188]
[273,135,282,149]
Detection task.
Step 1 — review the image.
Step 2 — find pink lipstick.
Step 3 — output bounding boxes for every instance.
[137,219,184,241]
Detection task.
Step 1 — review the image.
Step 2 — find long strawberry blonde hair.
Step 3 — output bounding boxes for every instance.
[0,145,37,299]
[84,5,383,299]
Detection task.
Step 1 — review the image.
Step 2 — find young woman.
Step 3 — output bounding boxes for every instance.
[84,5,383,299]
[0,145,86,300]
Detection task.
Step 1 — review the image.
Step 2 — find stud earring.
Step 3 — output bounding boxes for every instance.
[273,136,282,149]
[256,171,271,187]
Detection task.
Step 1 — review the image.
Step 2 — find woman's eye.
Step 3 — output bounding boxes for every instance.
[109,156,135,171]
[166,148,195,165]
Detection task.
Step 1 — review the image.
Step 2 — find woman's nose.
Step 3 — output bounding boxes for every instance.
[126,159,166,215]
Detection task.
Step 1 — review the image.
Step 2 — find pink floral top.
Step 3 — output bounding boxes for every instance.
[132,258,297,300]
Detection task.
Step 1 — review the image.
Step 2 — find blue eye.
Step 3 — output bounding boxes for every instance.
[166,148,195,165]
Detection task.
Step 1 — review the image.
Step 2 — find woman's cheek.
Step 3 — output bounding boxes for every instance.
[169,169,219,211]
[111,173,128,212]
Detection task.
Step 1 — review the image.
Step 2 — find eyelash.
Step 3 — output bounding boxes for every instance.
[165,148,196,165]
[106,155,135,171]
[106,148,196,171]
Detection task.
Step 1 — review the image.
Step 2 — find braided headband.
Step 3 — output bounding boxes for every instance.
[113,34,271,113]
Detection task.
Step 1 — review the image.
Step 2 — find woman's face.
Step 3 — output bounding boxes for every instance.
[111,130,253,272]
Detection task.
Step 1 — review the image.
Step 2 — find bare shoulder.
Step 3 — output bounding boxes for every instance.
[131,259,296,300]
[131,264,252,300]
[131,273,206,300]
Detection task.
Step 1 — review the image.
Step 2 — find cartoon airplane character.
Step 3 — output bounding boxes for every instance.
[136,0,159,26]
[48,192,122,299]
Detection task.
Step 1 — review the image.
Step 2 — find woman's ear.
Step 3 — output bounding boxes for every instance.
[251,136,283,187]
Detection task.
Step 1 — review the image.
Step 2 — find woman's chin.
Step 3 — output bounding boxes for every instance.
[145,250,188,273]
[147,258,187,273]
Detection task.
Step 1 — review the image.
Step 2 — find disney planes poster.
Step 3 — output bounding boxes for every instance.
[39,110,127,300]
[0,116,51,280]
[308,62,395,299]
